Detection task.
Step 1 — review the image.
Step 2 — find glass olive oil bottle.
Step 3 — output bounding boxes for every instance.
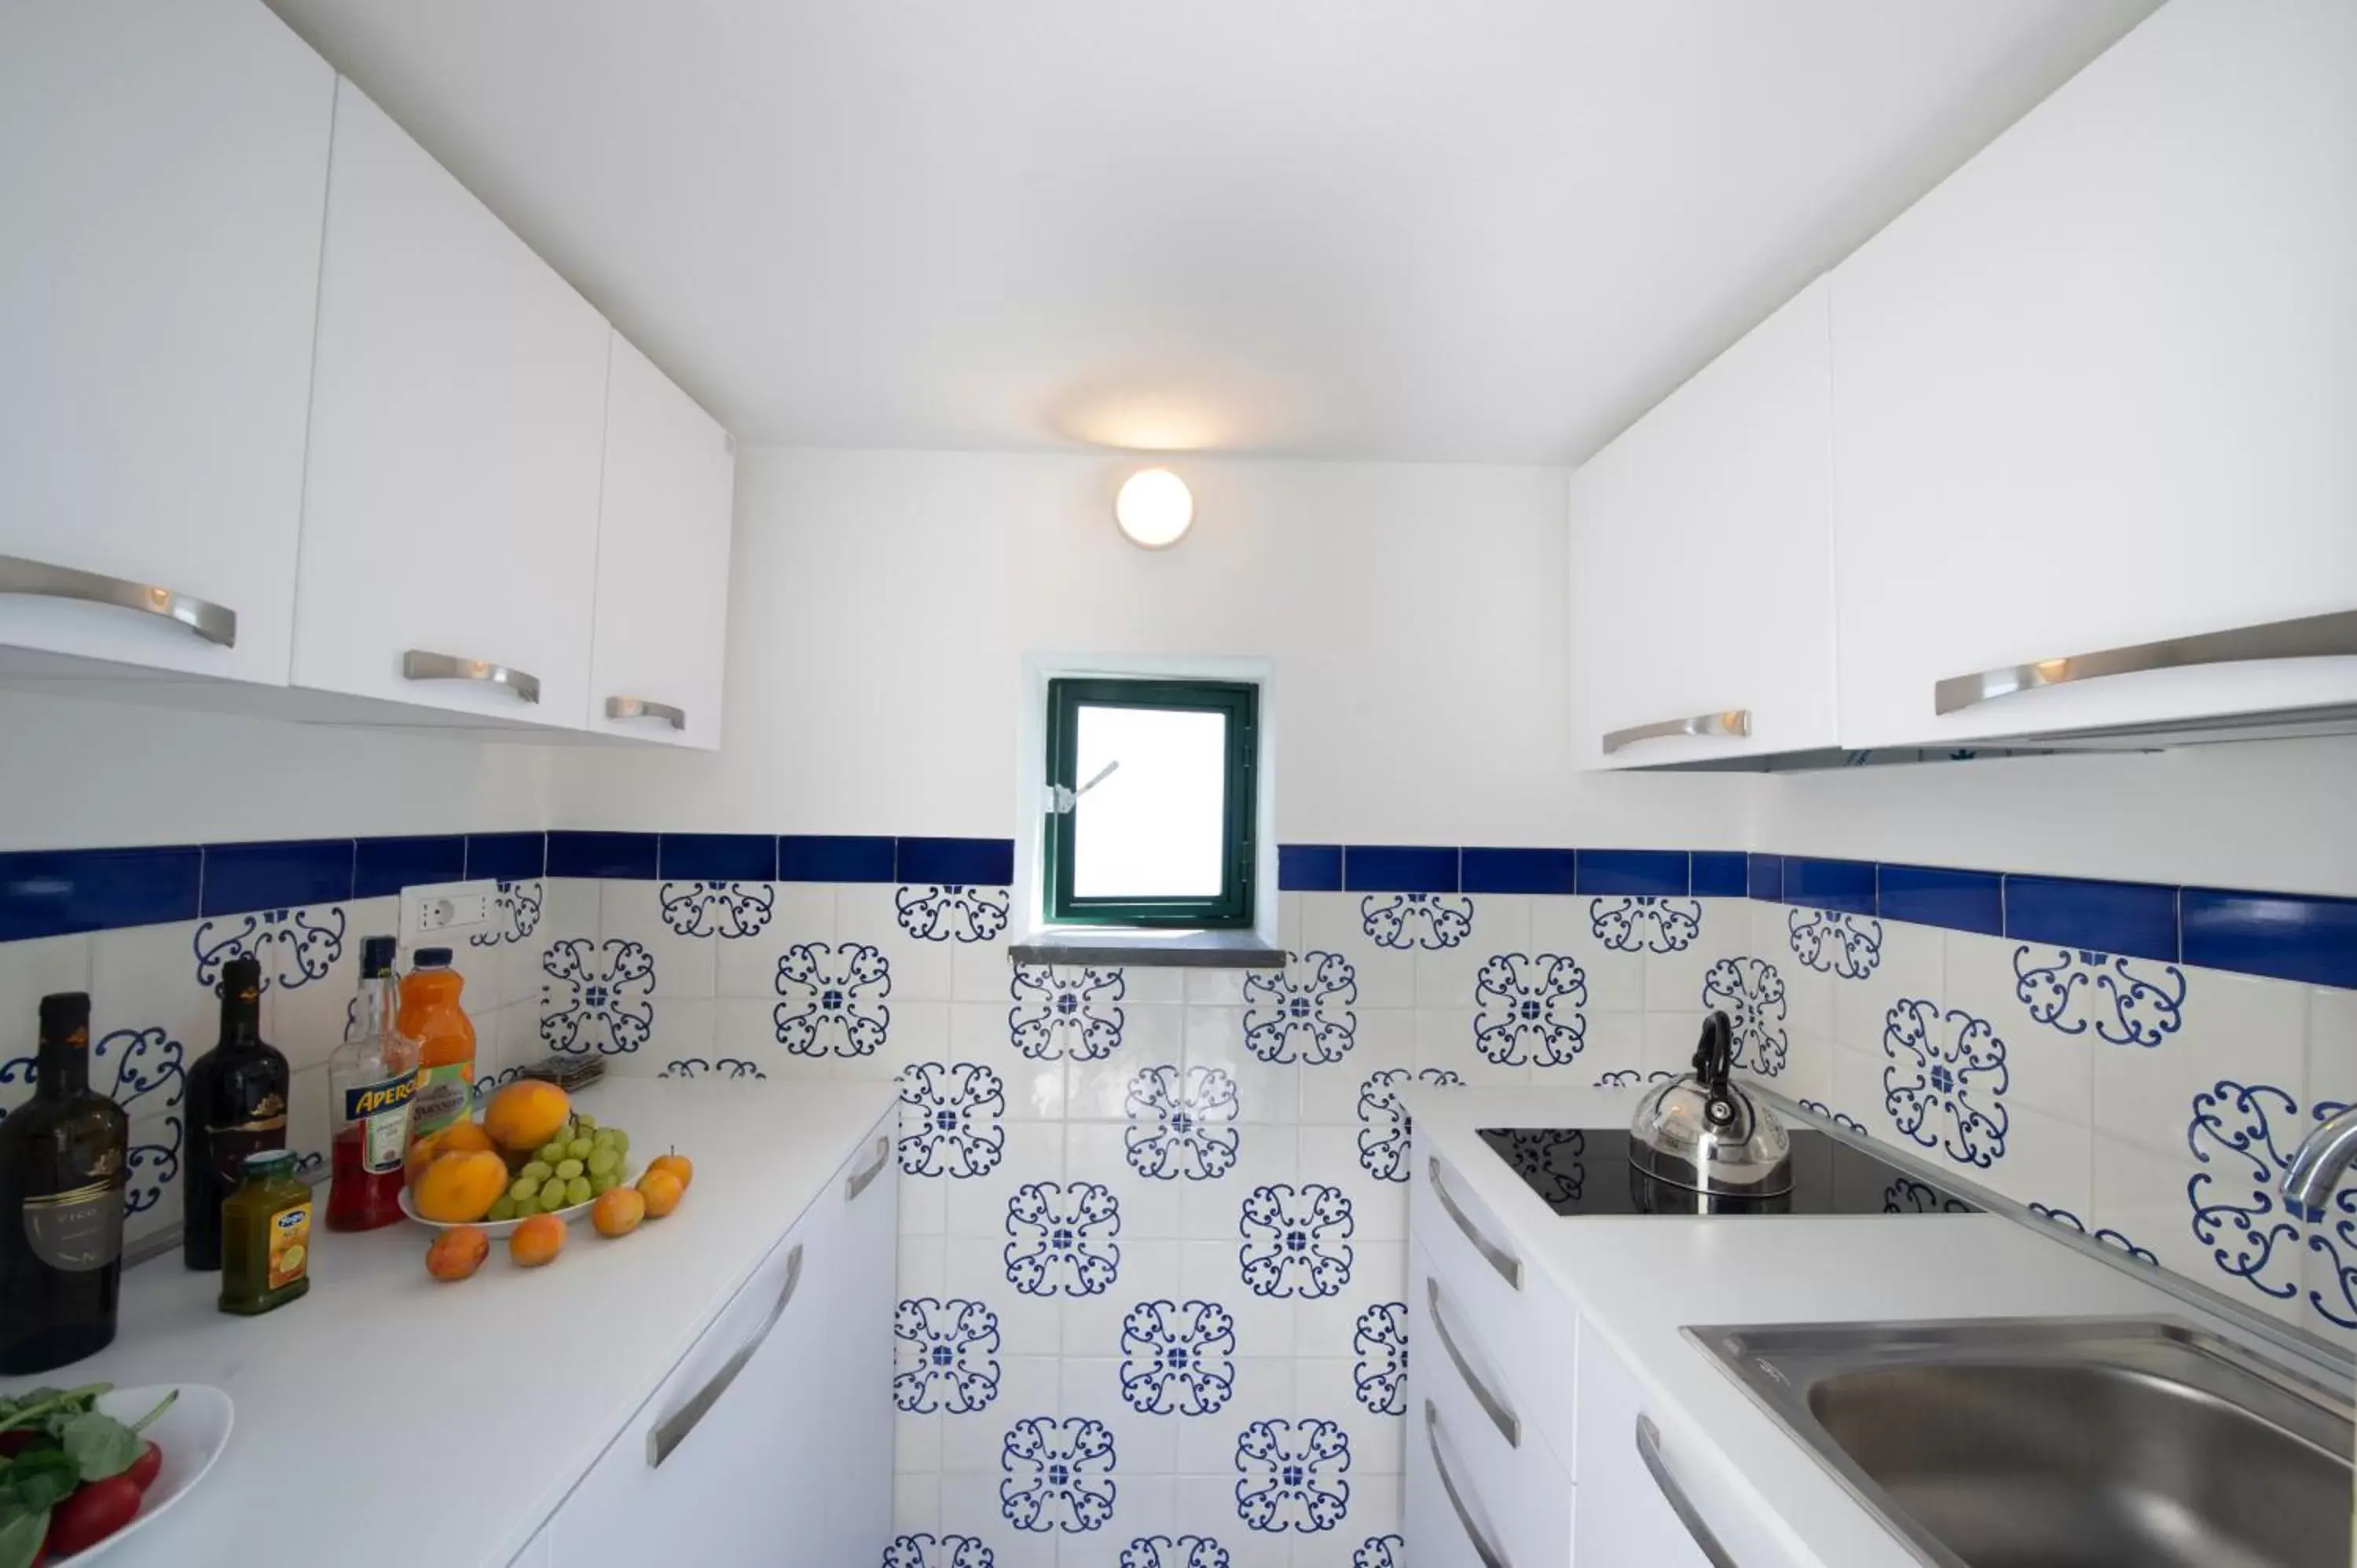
[183,955,289,1270]
[0,994,130,1373]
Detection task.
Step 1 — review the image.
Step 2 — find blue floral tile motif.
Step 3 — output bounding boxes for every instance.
[1487,1129,1587,1207]
[1882,999,2008,1168]
[1122,1538,1230,1568]
[1354,1538,1405,1568]
[658,1057,768,1080]
[1009,965,1125,1061]
[1796,1098,1867,1136]
[1351,1302,1407,1416]
[471,1066,524,1102]
[1000,1416,1116,1533]
[540,938,656,1055]
[900,1062,1006,1178]
[469,881,542,949]
[1472,953,1587,1066]
[1,1028,188,1216]
[1355,1068,1461,1181]
[1359,893,1472,951]
[2188,1081,2304,1307]
[1240,951,1358,1064]
[192,906,346,992]
[2027,1203,2158,1266]
[1589,896,1702,954]
[1597,1069,1678,1090]
[893,1297,1002,1413]
[1238,1183,1354,1299]
[1125,1067,1240,1180]
[775,942,892,1057]
[1886,1177,1974,1214]
[658,880,775,939]
[2011,945,2187,1049]
[1005,1181,1121,1296]
[1120,1299,1236,1415]
[1787,909,1882,980]
[1702,957,1788,1075]
[1234,1419,1351,1533]
[884,1536,994,1568]
[898,885,1012,944]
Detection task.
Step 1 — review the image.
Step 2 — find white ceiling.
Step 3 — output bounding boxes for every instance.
[266,0,2157,465]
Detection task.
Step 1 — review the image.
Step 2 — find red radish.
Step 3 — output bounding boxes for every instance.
[45,1475,141,1555]
[124,1441,163,1493]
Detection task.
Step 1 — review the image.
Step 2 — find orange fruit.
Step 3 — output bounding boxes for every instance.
[636,1168,685,1218]
[412,1149,508,1223]
[404,1134,441,1192]
[426,1226,489,1281]
[592,1186,646,1238]
[436,1120,497,1156]
[646,1152,694,1192]
[482,1080,571,1154]
[508,1214,566,1267]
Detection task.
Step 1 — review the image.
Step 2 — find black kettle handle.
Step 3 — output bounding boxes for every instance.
[1692,1011,1735,1094]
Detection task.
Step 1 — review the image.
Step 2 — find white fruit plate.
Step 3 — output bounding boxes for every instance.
[397,1161,637,1237]
[43,1383,235,1563]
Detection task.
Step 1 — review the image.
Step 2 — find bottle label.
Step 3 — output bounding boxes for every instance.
[207,1114,288,1201]
[342,1073,417,1174]
[21,1178,125,1273]
[410,1062,475,1141]
[266,1199,312,1291]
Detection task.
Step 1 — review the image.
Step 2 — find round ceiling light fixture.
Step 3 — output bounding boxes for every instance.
[1113,467,1194,549]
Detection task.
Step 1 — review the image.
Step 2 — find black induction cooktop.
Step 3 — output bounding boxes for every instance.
[1475,1127,1981,1218]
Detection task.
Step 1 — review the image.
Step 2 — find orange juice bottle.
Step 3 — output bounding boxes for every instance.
[399,947,477,1143]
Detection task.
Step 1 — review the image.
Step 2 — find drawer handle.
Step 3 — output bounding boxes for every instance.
[1637,1413,1738,1567]
[606,694,687,730]
[0,553,236,647]
[1426,1277,1521,1448]
[1424,1400,1512,1568]
[647,1240,803,1467]
[1933,609,2357,716]
[1428,1156,1523,1290]
[1602,709,1751,756]
[402,649,541,704]
[845,1134,891,1202]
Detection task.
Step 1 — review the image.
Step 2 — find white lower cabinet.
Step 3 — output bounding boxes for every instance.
[1569,1331,1716,1567]
[819,1131,898,1560]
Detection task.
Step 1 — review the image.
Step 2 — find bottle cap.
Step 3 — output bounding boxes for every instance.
[222,954,262,998]
[37,992,90,1042]
[243,1149,297,1180]
[414,947,453,969]
[359,936,398,978]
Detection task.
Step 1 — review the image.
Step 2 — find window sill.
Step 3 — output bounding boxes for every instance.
[1009,927,1287,969]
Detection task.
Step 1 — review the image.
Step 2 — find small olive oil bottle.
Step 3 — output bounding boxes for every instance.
[219,1150,313,1315]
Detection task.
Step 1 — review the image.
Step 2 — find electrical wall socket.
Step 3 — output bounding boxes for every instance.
[400,879,498,945]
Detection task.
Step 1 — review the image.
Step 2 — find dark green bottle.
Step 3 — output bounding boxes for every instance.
[0,994,130,1373]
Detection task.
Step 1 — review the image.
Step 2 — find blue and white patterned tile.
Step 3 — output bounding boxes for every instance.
[944,1354,1058,1475]
[1698,954,1791,1079]
[599,879,719,998]
[1121,1065,1243,1185]
[0,932,92,1079]
[1747,899,1833,1039]
[708,883,832,998]
[89,921,215,1077]
[1825,915,1943,1059]
[1296,896,1413,1012]
[1640,1009,1710,1080]
[1236,1181,1354,1301]
[1178,1124,1296,1244]
[1231,1417,1354,1537]
[1296,1239,1404,1363]
[1300,1010,1411,1129]
[1638,897,1740,1016]
[1468,950,1591,1072]
[1574,1009,1644,1086]
[934,1476,1054,1568]
[1061,1239,1183,1420]
[1070,1348,1181,1481]
[1239,951,1361,1067]
[1412,1006,1522,1088]
[1297,1128,1406,1245]
[2091,965,2308,1160]
[1065,1002,1178,1122]
[1978,1102,2092,1217]
[1303,1332,1406,1470]
[1529,895,1642,1013]
[947,1123,1065,1240]
[1169,1483,1289,1568]
[1417,896,1527,1008]
[1185,1006,1299,1127]
[1875,996,2013,1173]
[1072,1123,1182,1240]
[1947,929,2090,1126]
[1011,966,1130,1064]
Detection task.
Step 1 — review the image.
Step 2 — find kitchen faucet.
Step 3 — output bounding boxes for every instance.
[2282,1104,2357,1222]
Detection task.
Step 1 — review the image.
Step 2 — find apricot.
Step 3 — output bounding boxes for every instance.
[636,1168,685,1218]
[591,1186,646,1238]
[426,1225,489,1282]
[646,1152,693,1192]
[436,1120,497,1156]
[404,1134,441,1192]
[483,1080,571,1154]
[508,1214,566,1267]
[412,1149,508,1223]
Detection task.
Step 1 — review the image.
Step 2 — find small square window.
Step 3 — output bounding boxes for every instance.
[1043,677,1257,928]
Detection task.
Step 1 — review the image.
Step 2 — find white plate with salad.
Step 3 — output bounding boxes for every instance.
[0,1382,233,1564]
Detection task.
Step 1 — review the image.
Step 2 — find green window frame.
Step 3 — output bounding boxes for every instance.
[1043,676,1259,929]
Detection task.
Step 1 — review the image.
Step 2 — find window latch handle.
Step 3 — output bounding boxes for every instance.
[1044,784,1078,815]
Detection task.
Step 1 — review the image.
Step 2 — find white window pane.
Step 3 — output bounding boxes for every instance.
[1072,704,1227,899]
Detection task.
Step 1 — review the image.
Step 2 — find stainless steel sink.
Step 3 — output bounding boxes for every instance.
[1688,1317,2353,1568]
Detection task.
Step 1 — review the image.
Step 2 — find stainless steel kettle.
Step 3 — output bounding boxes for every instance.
[1627,1010,1792,1195]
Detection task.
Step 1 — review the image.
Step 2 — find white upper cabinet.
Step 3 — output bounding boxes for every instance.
[0,0,332,684]
[1570,277,1837,769]
[1831,1,2357,748]
[586,335,735,750]
[293,79,609,730]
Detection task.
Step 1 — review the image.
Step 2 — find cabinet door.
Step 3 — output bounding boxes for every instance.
[1571,1331,1715,1568]
[1831,2,2357,747]
[293,79,607,729]
[548,1201,838,1568]
[585,333,735,750]
[1569,277,1836,769]
[819,1128,897,1562]
[0,0,331,683]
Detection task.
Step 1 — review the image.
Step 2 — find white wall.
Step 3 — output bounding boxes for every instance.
[0,687,550,849]
[552,446,1755,845]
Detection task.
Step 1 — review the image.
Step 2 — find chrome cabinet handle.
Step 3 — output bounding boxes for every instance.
[1934,609,2357,716]
[1428,1157,1523,1290]
[1424,1401,1511,1568]
[606,695,687,730]
[845,1134,891,1202]
[402,649,541,704]
[1426,1277,1520,1448]
[1602,709,1751,756]
[647,1241,803,1467]
[0,553,236,647]
[1637,1413,1738,1567]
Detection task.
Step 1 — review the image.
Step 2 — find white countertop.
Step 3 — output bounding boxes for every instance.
[45,1079,897,1568]
[1403,1083,2338,1568]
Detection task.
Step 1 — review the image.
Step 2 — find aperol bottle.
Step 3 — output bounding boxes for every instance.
[326,936,416,1231]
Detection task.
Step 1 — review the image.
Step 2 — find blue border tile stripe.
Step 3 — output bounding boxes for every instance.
[201,839,354,918]
[2003,874,2178,964]
[354,836,465,900]
[779,835,896,884]
[464,832,546,882]
[897,837,1015,887]
[1692,851,1749,899]
[2183,889,2357,990]
[0,847,202,943]
[658,833,777,882]
[1782,857,1875,914]
[1277,844,1343,892]
[1344,845,1459,893]
[546,831,659,880]
[1461,848,1574,895]
[1747,853,1784,903]
[1876,863,2003,937]
[1575,849,1688,896]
